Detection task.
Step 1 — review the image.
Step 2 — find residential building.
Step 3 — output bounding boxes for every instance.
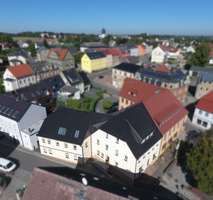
[38,108,109,164]
[192,91,213,130]
[7,50,30,66]
[191,68,213,99]
[0,95,47,150]
[81,52,107,73]
[47,48,75,69]
[112,63,141,89]
[88,103,162,173]
[151,46,180,63]
[38,103,163,174]
[80,42,106,52]
[3,64,35,92]
[119,78,188,155]
[136,66,189,103]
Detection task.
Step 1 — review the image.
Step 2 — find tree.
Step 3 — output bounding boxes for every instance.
[74,52,83,64]
[0,73,5,94]
[186,130,213,194]
[102,100,113,111]
[27,43,36,57]
[189,43,210,66]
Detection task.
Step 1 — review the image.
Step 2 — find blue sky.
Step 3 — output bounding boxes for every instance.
[0,0,212,35]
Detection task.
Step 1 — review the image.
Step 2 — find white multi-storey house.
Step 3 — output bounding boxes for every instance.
[38,108,109,164]
[85,103,162,174]
[38,103,163,174]
[3,64,36,92]
[151,46,180,63]
[192,91,213,130]
[0,95,47,150]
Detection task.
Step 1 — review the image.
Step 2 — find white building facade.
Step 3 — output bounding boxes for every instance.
[0,97,47,150]
[192,108,213,130]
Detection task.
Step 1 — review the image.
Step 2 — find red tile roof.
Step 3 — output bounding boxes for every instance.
[120,78,188,133]
[196,91,213,113]
[8,64,33,78]
[96,48,128,57]
[48,48,69,61]
[160,45,179,53]
[154,64,170,73]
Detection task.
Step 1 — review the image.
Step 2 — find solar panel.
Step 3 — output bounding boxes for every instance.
[58,127,67,136]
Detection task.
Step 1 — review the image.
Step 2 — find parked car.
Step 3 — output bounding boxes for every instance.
[0,158,16,173]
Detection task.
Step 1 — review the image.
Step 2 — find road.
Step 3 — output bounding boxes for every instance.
[0,137,75,173]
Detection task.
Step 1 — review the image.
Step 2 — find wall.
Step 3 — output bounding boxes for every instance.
[38,137,83,164]
[90,129,137,173]
[192,108,213,130]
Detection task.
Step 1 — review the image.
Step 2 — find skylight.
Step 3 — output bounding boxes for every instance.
[58,127,67,136]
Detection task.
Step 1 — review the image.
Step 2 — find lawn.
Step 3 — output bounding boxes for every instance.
[58,89,104,112]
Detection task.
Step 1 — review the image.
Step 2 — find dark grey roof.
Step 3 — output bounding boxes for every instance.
[38,108,110,145]
[137,68,187,83]
[63,69,83,85]
[0,95,31,121]
[81,42,106,48]
[199,71,213,82]
[30,61,58,74]
[5,75,65,103]
[99,103,162,159]
[8,49,29,58]
[86,52,106,60]
[114,63,141,74]
[58,85,78,94]
[79,71,91,86]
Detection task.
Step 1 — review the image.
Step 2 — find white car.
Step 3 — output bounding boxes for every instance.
[0,158,16,173]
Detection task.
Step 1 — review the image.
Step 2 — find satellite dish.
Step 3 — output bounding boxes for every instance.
[82,177,88,186]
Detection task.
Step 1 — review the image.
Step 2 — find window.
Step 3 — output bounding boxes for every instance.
[106,133,108,139]
[56,142,59,146]
[73,145,77,150]
[85,142,88,148]
[64,143,68,148]
[115,162,118,166]
[65,153,69,159]
[74,155,78,161]
[124,155,128,162]
[205,112,209,117]
[105,144,109,151]
[116,138,119,144]
[203,121,208,127]
[97,139,100,145]
[97,150,100,156]
[43,148,47,153]
[101,153,104,158]
[47,140,51,145]
[139,167,143,173]
[197,119,202,125]
[199,110,203,115]
[42,138,45,143]
[48,149,52,155]
[115,150,119,156]
[152,154,156,161]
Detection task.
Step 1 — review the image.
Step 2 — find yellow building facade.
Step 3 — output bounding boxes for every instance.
[81,53,107,73]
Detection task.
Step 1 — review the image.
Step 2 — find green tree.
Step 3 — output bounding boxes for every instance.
[189,43,210,66]
[0,73,5,94]
[27,43,36,57]
[186,130,213,194]
[102,100,113,111]
[74,52,83,64]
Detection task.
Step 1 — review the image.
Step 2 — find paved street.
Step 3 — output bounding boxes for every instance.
[0,138,76,200]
